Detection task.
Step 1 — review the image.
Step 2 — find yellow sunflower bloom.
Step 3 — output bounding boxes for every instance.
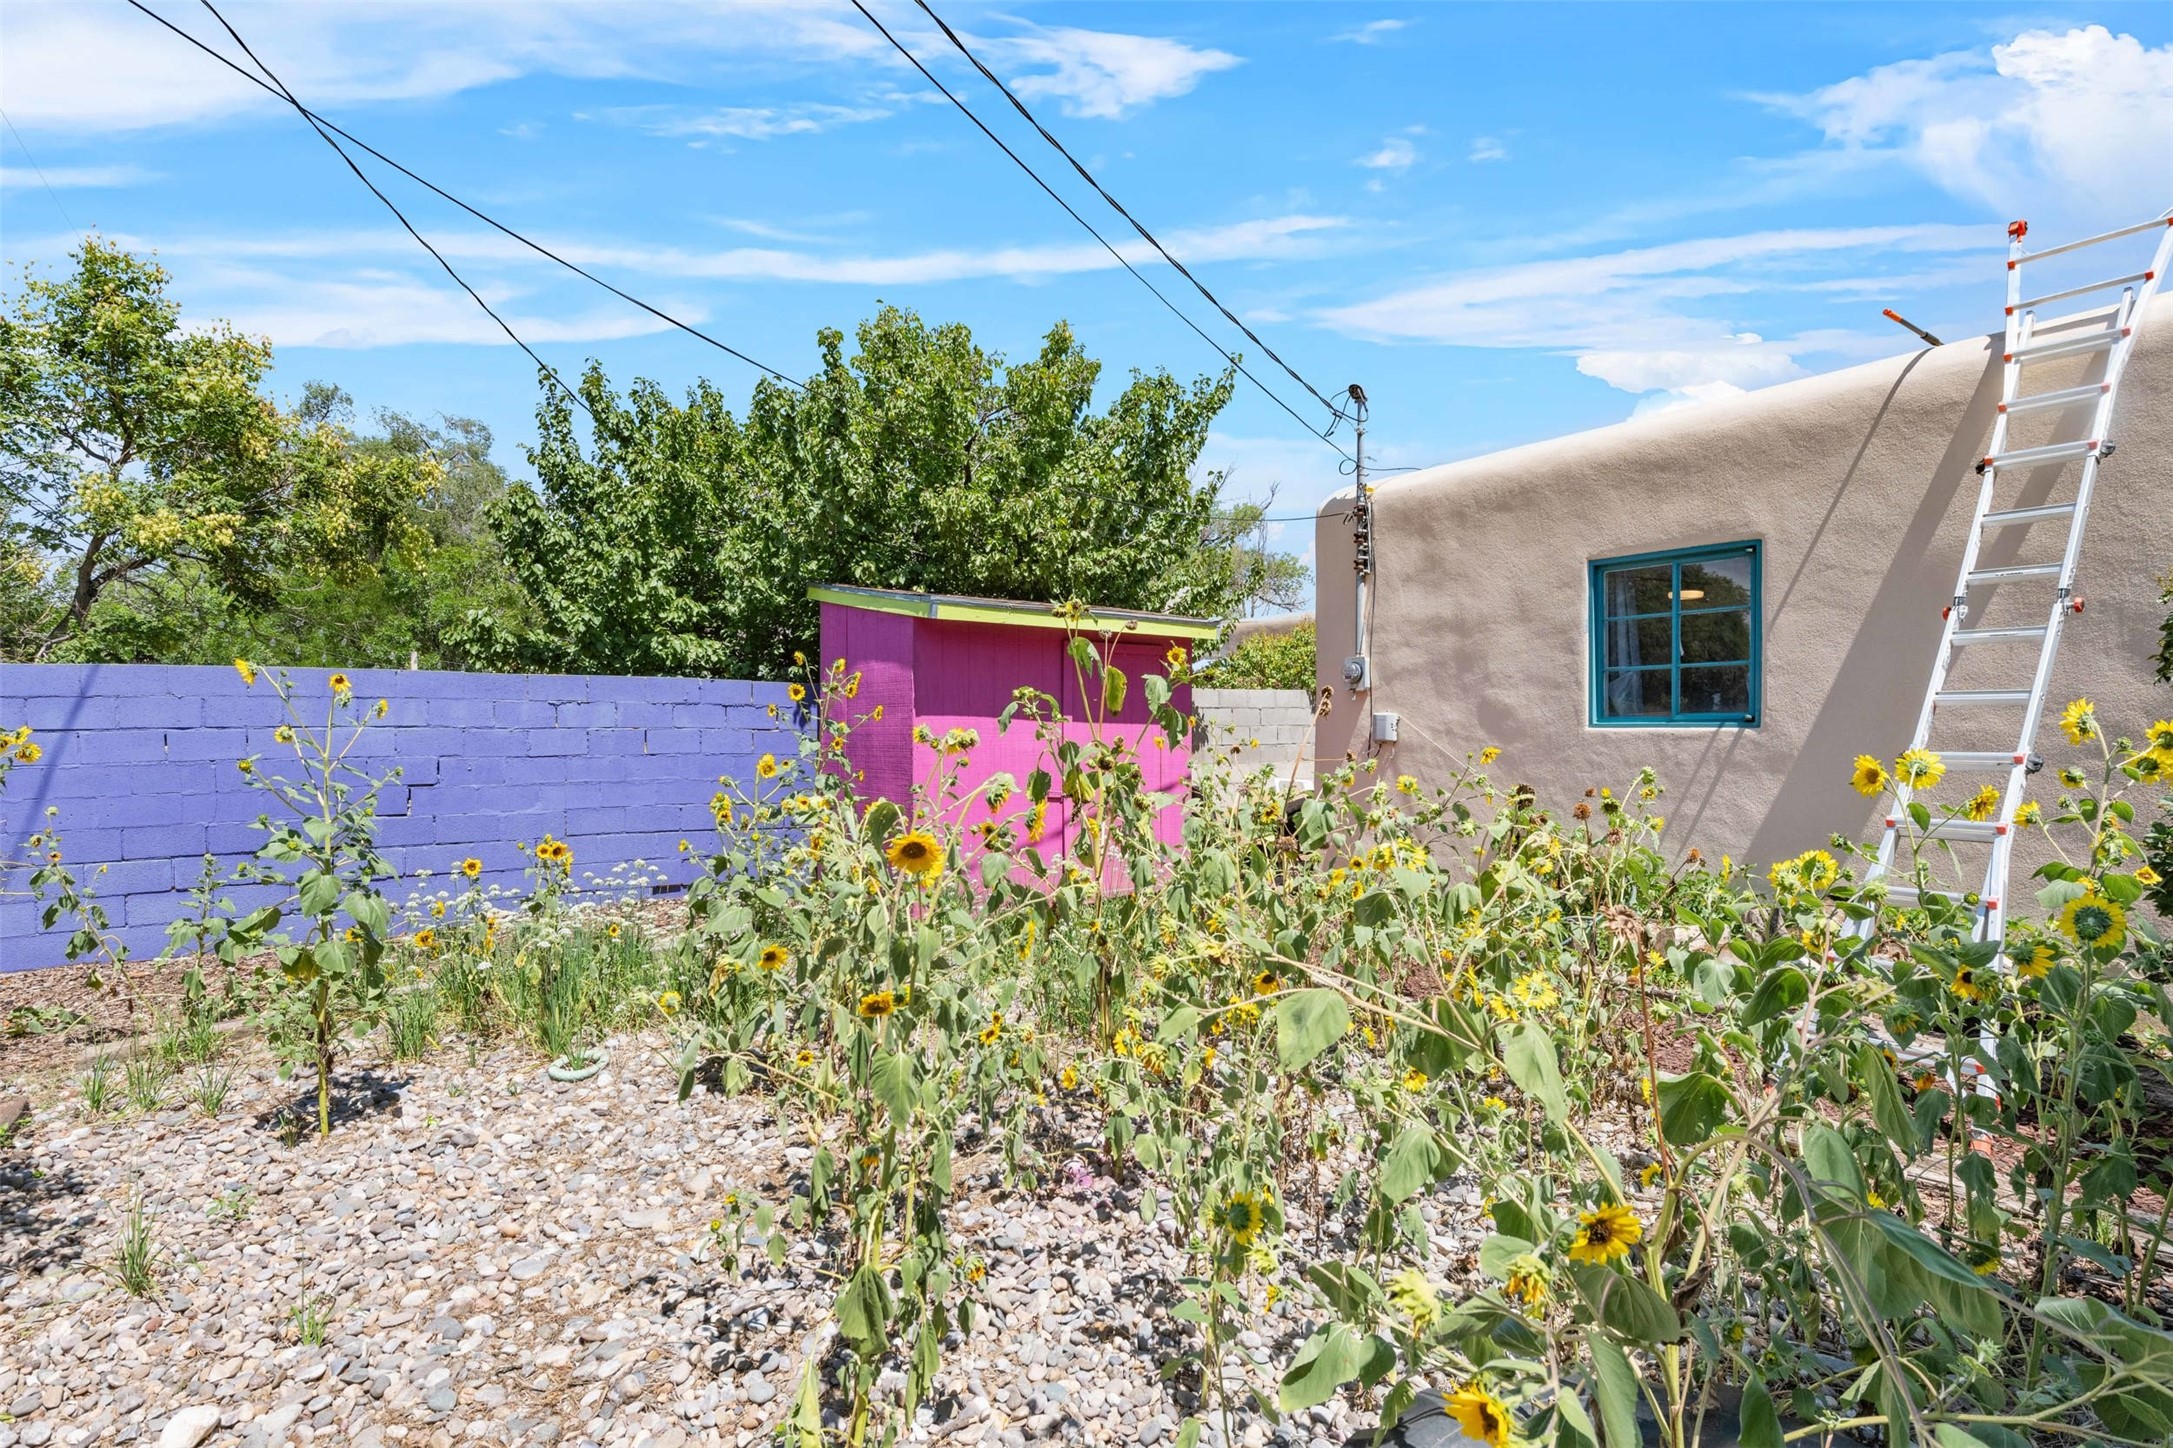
[2058,698,2097,745]
[1896,748,1945,790]
[756,753,780,779]
[233,658,257,687]
[460,856,482,879]
[1964,785,2001,822]
[758,943,790,971]
[2135,865,2163,888]
[1479,746,1500,766]
[1218,1190,1266,1246]
[1445,1384,1515,1448]
[858,989,897,1018]
[328,672,352,699]
[885,830,943,878]
[1568,1202,1643,1265]
[787,683,806,703]
[2057,891,2126,951]
[1848,754,1888,796]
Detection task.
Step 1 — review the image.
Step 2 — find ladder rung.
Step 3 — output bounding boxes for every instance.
[1936,688,2031,707]
[2005,328,2129,363]
[1925,750,2030,770]
[1966,562,2060,586]
[1981,439,2098,469]
[1951,625,2048,646]
[2012,271,2154,313]
[1888,816,2009,843]
[2017,215,2173,264]
[1980,502,2076,529]
[1883,883,1991,911]
[1999,382,2109,415]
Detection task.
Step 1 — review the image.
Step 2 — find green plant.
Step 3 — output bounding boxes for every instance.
[206,1187,254,1223]
[290,1291,331,1345]
[107,1193,161,1298]
[200,664,399,1136]
[79,1055,115,1114]
[1202,619,1317,691]
[122,1055,170,1113]
[383,983,438,1060]
[5,1002,88,1036]
[187,1063,235,1118]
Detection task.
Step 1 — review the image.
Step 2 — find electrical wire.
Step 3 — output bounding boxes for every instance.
[124,0,801,392]
[1,109,84,243]
[845,0,1353,463]
[910,0,1345,421]
[181,0,592,417]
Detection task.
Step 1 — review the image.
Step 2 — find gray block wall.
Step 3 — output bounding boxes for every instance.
[1191,688,1314,782]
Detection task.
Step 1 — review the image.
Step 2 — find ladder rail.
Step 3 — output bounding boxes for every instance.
[1864,211,2173,935]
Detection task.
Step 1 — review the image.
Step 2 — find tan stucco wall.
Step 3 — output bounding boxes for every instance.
[1317,293,2173,874]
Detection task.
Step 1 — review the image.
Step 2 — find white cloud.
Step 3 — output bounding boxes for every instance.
[591,103,893,142]
[0,163,157,189]
[1760,25,2173,222]
[1357,137,1418,171]
[999,26,1241,120]
[1317,223,1993,401]
[0,0,887,133]
[1334,20,1410,45]
[1468,136,1507,163]
[210,277,687,350]
[79,212,1349,289]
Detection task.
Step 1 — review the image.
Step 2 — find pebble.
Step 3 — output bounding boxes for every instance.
[0,1030,1428,1447]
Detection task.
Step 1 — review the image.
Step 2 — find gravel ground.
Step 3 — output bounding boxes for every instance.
[0,1031,1486,1448]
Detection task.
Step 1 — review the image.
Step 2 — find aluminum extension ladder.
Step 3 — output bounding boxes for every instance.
[1865,208,2173,944]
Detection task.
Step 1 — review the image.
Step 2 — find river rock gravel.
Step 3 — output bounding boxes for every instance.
[0,1032,1479,1448]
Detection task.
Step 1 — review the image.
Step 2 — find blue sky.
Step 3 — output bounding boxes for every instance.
[4,2,2170,603]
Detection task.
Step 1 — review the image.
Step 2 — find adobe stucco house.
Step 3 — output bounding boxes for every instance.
[1315,290,2172,871]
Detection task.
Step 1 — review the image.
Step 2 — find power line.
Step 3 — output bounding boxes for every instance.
[845,0,1353,463]
[179,0,592,418]
[1,108,84,243]
[909,0,1345,421]
[125,0,801,392]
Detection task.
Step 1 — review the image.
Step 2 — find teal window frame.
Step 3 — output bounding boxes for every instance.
[1587,541,1761,728]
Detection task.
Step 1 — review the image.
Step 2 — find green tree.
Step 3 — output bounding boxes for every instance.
[0,238,430,661]
[469,306,1240,678]
[1203,619,1317,690]
[1213,493,1310,617]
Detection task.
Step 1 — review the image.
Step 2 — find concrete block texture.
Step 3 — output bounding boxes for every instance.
[1194,689,1314,773]
[0,662,803,968]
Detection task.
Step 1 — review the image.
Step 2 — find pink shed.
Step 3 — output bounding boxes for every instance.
[812,586,1220,862]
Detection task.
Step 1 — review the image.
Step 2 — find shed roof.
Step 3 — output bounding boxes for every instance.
[809,584,1221,641]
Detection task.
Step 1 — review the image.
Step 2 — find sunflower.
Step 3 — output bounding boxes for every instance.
[274,724,295,745]
[1058,1064,1079,1091]
[460,856,482,880]
[1479,746,1501,766]
[605,922,622,939]
[978,1013,1004,1046]
[756,753,781,779]
[787,683,806,703]
[14,741,41,764]
[2136,865,2163,888]
[858,989,897,1018]
[1401,1068,1429,1092]
[1896,748,1945,789]
[1503,1255,1550,1310]
[2016,940,2056,979]
[233,658,257,687]
[793,1048,817,1070]
[1218,1190,1266,1246]
[2059,698,2098,745]
[2015,800,2043,827]
[657,991,682,1016]
[374,699,389,720]
[1445,1384,1515,1448]
[1951,965,1984,1002]
[2057,891,2126,951]
[758,943,790,971]
[1252,969,1279,996]
[1395,774,1420,796]
[1568,1202,1643,1265]
[414,927,437,953]
[328,672,352,699]
[2148,720,2173,754]
[871,704,885,721]
[536,836,573,867]
[885,830,943,878]
[1964,785,2001,823]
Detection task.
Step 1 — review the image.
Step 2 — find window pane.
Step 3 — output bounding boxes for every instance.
[1601,668,1672,719]
[1603,616,1673,671]
[1679,665,1750,716]
[1680,609,1750,665]
[1678,555,1752,609]
[1601,564,1672,619]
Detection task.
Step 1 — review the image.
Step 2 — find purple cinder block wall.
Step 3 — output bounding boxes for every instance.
[819,604,1193,862]
[0,663,803,971]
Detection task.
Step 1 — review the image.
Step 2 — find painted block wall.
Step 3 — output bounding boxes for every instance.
[0,663,802,970]
[819,605,1194,861]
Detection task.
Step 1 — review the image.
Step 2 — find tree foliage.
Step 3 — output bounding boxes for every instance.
[468,307,1244,678]
[0,239,432,660]
[1206,620,1317,691]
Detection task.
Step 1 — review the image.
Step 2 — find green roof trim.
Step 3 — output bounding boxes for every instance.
[808,584,1222,641]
